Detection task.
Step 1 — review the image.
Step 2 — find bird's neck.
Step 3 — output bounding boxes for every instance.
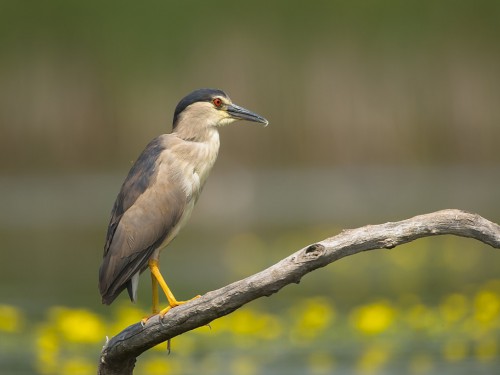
[171,124,220,172]
[173,121,219,144]
[169,126,220,190]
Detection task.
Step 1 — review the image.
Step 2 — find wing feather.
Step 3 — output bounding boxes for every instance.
[99,135,187,304]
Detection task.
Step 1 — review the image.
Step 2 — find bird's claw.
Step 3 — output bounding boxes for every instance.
[140,295,202,327]
[161,294,201,316]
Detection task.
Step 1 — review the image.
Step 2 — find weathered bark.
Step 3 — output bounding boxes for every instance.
[98,209,500,374]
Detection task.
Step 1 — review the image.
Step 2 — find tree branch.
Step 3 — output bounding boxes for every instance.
[98,209,500,374]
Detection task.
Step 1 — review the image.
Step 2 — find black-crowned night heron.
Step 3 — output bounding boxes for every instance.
[99,88,268,318]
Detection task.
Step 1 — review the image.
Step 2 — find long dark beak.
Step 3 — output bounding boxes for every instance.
[227,103,269,126]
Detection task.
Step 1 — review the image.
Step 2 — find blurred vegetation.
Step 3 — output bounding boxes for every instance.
[2,227,500,374]
[1,277,500,374]
[0,0,499,171]
[1,0,499,374]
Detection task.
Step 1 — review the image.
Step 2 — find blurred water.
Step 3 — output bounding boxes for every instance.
[1,166,498,308]
[1,166,498,230]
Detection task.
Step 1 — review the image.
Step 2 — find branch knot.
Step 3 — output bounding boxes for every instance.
[303,243,325,258]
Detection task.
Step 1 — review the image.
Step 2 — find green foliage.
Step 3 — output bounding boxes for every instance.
[1,1,500,170]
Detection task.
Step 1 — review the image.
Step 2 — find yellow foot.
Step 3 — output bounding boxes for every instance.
[141,313,157,326]
[159,295,201,317]
[141,295,201,324]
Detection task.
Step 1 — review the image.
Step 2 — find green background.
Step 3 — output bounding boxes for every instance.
[1,1,499,374]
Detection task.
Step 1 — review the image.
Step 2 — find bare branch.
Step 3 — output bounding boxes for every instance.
[98,209,500,374]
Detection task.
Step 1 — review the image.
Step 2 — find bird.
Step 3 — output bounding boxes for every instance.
[99,88,268,318]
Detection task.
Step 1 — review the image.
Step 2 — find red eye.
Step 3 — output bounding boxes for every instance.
[213,98,223,108]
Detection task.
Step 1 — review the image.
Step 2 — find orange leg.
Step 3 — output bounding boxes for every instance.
[151,271,159,314]
[148,259,199,317]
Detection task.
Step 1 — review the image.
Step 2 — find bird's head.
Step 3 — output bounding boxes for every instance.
[172,88,268,132]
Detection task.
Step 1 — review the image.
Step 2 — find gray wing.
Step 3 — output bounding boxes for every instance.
[99,135,187,305]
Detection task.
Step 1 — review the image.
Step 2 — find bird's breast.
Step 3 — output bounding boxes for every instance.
[152,131,220,256]
[162,131,220,196]
[185,132,219,193]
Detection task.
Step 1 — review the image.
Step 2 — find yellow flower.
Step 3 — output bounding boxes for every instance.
[351,301,396,335]
[290,297,335,342]
[439,293,468,324]
[60,357,94,374]
[109,304,145,334]
[404,304,436,332]
[140,356,183,375]
[256,313,282,340]
[35,325,59,375]
[222,307,282,341]
[228,308,262,336]
[474,290,500,327]
[0,304,23,333]
[51,307,106,343]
